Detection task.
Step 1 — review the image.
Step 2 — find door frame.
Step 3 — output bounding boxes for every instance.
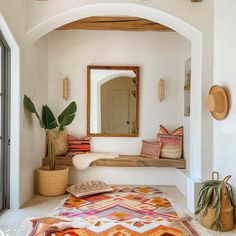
[0,31,10,212]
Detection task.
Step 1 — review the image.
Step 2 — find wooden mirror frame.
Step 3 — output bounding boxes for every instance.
[87,65,140,137]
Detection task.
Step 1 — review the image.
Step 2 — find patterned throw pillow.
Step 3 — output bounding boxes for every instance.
[157,134,182,159]
[48,129,68,156]
[67,180,113,198]
[158,125,184,136]
[171,126,184,136]
[157,125,184,159]
[159,125,169,135]
[140,140,162,159]
[67,135,90,155]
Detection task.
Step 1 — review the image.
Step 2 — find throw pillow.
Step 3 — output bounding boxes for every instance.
[157,134,182,159]
[67,180,113,198]
[140,140,162,159]
[171,126,184,136]
[158,125,184,136]
[159,125,169,135]
[48,129,68,156]
[67,135,90,155]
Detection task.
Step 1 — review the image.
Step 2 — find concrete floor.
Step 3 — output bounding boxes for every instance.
[0,187,235,235]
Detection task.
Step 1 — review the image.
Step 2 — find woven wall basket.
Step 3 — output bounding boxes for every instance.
[200,176,235,232]
[38,166,69,196]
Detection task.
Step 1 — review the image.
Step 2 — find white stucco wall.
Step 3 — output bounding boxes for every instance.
[47,30,191,186]
[213,0,236,208]
[25,0,212,34]
[20,37,49,206]
[25,0,214,179]
[176,35,192,175]
[1,0,215,208]
[48,30,189,152]
[0,0,49,208]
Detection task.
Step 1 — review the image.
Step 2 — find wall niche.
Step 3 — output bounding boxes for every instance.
[184,58,191,117]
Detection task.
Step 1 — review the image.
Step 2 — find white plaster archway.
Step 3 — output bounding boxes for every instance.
[0,14,20,209]
[25,3,203,210]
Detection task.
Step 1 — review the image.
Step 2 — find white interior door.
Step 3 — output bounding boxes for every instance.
[107,89,130,133]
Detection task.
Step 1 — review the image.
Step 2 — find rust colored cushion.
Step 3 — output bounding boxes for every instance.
[67,135,90,155]
[48,129,68,156]
[67,180,113,198]
[140,140,162,159]
[157,134,182,159]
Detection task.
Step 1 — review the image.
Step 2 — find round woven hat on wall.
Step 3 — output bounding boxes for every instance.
[207,85,229,120]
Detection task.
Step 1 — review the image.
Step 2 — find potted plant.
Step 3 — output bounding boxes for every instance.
[195,172,235,231]
[24,95,77,196]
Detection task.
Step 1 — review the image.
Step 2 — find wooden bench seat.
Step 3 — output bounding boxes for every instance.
[42,155,186,169]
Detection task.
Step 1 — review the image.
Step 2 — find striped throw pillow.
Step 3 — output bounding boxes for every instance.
[158,125,184,136]
[171,126,184,136]
[157,134,182,159]
[157,125,184,159]
[67,135,90,155]
[140,140,162,159]
[159,125,169,135]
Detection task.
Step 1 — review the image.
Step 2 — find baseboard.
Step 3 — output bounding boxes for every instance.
[175,169,188,198]
[70,166,204,214]
[175,169,204,214]
[69,166,177,186]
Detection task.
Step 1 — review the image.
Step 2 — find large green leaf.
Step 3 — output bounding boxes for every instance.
[42,105,58,130]
[24,95,37,114]
[24,94,44,128]
[58,102,77,130]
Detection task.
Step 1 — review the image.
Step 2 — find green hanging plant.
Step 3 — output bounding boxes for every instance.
[23,95,77,170]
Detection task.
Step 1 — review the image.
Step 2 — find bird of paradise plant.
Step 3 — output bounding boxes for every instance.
[23,95,77,170]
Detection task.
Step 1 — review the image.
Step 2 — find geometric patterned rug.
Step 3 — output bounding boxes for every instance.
[50,186,199,235]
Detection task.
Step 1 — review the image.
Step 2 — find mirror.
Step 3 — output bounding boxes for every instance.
[87,66,140,137]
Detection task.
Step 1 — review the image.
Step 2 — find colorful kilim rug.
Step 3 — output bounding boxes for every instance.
[50,186,199,236]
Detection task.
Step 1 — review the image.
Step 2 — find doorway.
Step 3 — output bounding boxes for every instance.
[0,32,10,212]
[101,76,136,134]
[107,89,130,133]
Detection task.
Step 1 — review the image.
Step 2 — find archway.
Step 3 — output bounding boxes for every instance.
[24,3,203,211]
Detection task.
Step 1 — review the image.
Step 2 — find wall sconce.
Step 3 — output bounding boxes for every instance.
[158,79,165,102]
[63,77,70,100]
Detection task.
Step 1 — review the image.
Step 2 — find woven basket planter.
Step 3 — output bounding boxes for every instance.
[38,166,69,196]
[199,175,235,232]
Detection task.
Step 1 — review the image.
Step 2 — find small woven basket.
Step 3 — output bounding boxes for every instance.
[200,174,235,231]
[38,166,69,196]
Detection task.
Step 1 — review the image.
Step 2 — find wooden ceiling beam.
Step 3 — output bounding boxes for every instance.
[57,17,174,32]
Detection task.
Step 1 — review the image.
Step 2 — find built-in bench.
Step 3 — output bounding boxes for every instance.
[42,155,186,169]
